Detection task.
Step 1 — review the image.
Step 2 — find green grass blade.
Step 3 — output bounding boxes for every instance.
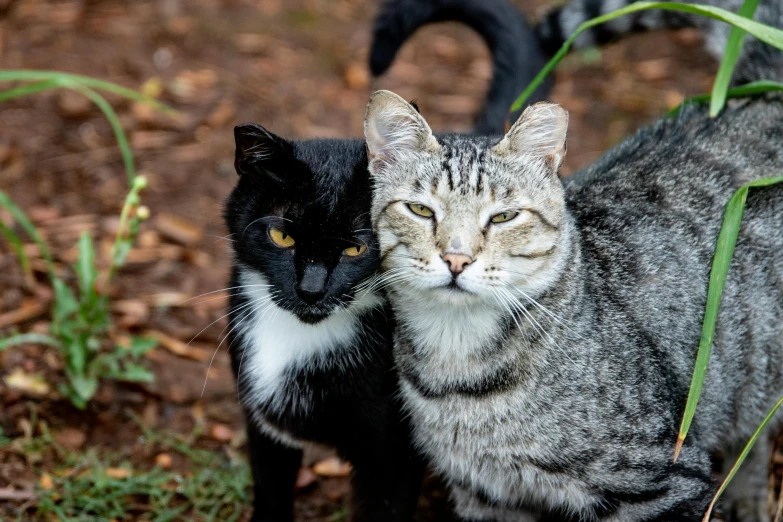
[668,80,783,116]
[0,70,174,114]
[510,1,783,112]
[76,231,97,299]
[709,0,761,117]
[0,333,60,351]
[0,78,62,103]
[0,191,57,279]
[65,84,136,184]
[701,394,783,521]
[0,221,34,288]
[674,175,783,461]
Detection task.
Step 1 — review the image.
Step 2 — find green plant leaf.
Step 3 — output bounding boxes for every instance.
[129,337,157,358]
[0,221,34,288]
[0,78,61,103]
[52,278,79,328]
[0,333,59,351]
[701,394,783,521]
[76,231,97,301]
[0,70,174,114]
[118,364,154,383]
[510,1,783,112]
[67,338,89,376]
[668,80,783,116]
[675,175,783,461]
[70,374,98,403]
[65,83,136,185]
[0,191,57,279]
[709,0,761,117]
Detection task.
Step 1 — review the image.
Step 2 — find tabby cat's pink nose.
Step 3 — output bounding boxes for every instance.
[442,254,473,275]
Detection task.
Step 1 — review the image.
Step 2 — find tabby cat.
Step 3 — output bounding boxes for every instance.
[362,6,783,521]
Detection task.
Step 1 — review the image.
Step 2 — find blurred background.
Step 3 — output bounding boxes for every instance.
[0,0,719,520]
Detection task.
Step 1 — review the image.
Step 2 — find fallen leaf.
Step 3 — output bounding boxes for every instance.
[210,424,233,443]
[105,468,131,479]
[155,453,173,469]
[144,330,210,361]
[154,212,203,246]
[4,368,50,396]
[57,90,92,119]
[343,63,368,90]
[0,299,48,328]
[39,473,54,491]
[206,98,236,128]
[54,427,86,451]
[312,457,352,478]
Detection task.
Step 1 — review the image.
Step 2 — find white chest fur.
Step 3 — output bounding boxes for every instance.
[234,269,382,415]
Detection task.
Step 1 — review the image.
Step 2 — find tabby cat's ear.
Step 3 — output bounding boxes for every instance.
[364,90,439,167]
[491,102,568,172]
[233,123,291,180]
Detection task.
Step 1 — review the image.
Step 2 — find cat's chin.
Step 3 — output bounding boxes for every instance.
[295,310,332,324]
[428,282,483,305]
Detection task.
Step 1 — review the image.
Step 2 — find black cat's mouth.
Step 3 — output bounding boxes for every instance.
[292,302,342,324]
[297,309,331,324]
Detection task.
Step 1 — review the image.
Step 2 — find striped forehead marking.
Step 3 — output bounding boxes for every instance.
[437,143,489,195]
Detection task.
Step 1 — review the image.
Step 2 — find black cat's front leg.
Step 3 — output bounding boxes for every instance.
[246,420,303,522]
[347,424,425,522]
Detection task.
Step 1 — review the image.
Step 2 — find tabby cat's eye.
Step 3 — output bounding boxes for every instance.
[490,211,518,224]
[269,227,295,248]
[408,203,434,218]
[344,244,368,257]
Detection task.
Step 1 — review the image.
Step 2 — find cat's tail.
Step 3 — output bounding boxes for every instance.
[369,0,553,134]
[536,0,783,83]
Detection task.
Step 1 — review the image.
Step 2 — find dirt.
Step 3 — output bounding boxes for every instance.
[0,0,771,521]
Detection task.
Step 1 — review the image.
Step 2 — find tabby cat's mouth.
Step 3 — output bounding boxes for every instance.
[441,280,471,294]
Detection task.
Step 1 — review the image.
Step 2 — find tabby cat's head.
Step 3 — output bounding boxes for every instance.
[224,124,379,324]
[364,90,570,305]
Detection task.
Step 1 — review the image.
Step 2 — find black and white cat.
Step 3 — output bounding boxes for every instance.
[223,1,553,520]
[224,128,423,522]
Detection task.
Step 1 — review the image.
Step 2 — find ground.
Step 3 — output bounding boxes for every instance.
[0,0,779,520]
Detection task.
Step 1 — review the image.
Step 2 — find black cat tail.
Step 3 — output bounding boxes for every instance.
[369,0,553,135]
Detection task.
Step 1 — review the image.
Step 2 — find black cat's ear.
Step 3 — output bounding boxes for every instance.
[234,123,290,180]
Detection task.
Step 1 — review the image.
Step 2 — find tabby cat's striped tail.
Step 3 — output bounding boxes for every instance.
[537,0,783,84]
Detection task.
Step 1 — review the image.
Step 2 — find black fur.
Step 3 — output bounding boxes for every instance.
[224,124,423,522]
[369,0,553,134]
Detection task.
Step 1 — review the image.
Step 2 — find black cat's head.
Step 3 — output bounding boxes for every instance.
[224,123,379,324]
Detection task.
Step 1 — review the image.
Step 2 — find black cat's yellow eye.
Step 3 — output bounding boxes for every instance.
[490,212,518,224]
[269,227,295,248]
[408,203,434,218]
[344,244,367,257]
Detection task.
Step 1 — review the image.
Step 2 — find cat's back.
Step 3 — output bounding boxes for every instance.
[563,97,783,446]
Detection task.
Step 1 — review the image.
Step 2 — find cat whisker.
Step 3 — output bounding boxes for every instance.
[496,287,577,367]
[201,293,276,397]
[207,234,235,244]
[241,215,293,238]
[177,284,272,306]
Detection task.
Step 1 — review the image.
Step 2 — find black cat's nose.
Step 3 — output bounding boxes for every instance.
[297,263,328,305]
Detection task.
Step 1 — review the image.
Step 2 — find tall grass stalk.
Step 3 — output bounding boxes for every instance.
[509,1,783,112]
[709,0,761,116]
